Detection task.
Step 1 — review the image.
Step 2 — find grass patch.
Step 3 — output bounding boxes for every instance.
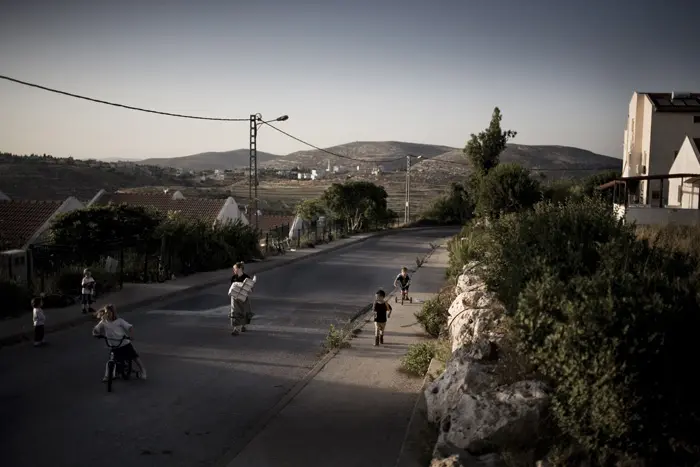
[414,286,454,338]
[322,323,351,352]
[401,338,452,377]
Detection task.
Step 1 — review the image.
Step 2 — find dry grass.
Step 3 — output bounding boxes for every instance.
[636,224,700,259]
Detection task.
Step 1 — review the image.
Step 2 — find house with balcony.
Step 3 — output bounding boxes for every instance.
[606,91,700,225]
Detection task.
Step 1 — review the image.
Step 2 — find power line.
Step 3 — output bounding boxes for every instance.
[261,121,405,164]
[0,74,248,122]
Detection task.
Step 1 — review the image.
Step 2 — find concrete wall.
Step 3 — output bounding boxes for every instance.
[625,206,700,226]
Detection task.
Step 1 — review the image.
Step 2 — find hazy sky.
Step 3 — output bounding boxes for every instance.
[1,0,698,160]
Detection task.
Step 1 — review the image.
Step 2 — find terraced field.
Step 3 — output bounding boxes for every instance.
[228,176,451,215]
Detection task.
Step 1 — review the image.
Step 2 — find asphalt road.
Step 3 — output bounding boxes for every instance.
[0,227,457,467]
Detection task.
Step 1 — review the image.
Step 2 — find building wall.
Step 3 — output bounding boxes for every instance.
[625,206,700,226]
[668,138,700,208]
[216,197,248,226]
[27,197,85,247]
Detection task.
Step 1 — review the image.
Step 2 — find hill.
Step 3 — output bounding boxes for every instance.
[0,152,183,202]
[141,149,280,171]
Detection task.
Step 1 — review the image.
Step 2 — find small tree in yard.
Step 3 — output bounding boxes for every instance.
[296,198,328,221]
[464,107,517,177]
[476,163,541,219]
[321,181,389,231]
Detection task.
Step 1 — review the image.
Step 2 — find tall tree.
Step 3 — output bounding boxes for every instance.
[321,181,389,231]
[464,107,517,177]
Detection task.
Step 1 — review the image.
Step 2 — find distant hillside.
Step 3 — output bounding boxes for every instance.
[141,149,280,171]
[260,141,620,179]
[0,152,183,202]
[259,141,454,172]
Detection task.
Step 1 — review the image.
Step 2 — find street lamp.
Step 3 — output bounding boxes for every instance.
[249,114,289,231]
[405,154,422,224]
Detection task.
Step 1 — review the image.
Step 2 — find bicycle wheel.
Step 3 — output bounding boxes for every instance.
[107,361,115,393]
[121,360,132,380]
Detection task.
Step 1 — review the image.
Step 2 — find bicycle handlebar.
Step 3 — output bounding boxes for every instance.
[94,335,132,348]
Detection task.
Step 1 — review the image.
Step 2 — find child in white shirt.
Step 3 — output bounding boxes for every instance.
[32,297,46,347]
[92,304,148,381]
[81,269,96,314]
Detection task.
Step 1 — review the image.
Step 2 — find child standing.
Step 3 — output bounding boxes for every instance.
[372,289,392,346]
[81,269,95,314]
[32,297,46,347]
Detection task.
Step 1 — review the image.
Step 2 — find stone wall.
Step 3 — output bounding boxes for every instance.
[424,262,552,466]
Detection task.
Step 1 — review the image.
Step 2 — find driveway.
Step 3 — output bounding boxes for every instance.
[0,227,457,467]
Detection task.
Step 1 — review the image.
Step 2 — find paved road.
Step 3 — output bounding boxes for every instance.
[0,227,457,467]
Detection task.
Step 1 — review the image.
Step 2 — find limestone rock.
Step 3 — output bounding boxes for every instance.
[448,290,505,352]
[438,379,550,453]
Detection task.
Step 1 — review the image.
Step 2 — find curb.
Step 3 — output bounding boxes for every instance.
[214,241,447,467]
[394,358,444,467]
[0,226,438,349]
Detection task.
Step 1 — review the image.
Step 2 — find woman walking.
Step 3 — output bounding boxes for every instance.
[228,262,254,335]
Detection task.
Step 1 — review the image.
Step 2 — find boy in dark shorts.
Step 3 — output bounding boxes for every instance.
[394,267,411,299]
[372,289,392,346]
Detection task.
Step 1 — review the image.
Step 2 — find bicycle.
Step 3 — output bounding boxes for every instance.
[94,335,141,392]
[394,287,413,305]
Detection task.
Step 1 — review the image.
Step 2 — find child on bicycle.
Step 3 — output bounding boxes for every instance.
[373,289,392,346]
[394,267,411,298]
[92,304,148,381]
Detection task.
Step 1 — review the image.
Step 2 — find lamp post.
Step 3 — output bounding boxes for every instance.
[249,114,289,231]
[404,154,422,224]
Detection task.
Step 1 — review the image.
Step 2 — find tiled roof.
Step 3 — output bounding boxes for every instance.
[96,193,226,224]
[0,200,63,249]
[255,215,295,234]
[646,93,700,112]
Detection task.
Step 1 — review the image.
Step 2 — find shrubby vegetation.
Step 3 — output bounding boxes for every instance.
[420,106,700,464]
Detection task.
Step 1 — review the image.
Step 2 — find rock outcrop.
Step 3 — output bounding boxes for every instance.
[426,264,551,464]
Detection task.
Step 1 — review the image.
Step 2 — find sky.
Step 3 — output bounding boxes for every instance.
[1,0,699,161]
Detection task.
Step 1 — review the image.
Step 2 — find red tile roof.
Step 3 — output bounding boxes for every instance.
[255,215,295,234]
[95,192,227,224]
[0,200,63,249]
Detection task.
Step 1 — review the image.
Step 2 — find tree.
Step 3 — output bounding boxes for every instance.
[50,204,162,260]
[296,198,328,221]
[321,181,389,231]
[425,182,475,224]
[476,163,541,219]
[464,107,517,177]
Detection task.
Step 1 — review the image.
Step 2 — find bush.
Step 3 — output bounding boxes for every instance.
[476,163,542,219]
[636,224,700,260]
[55,266,118,296]
[0,280,32,318]
[401,341,438,376]
[446,222,491,278]
[515,239,700,464]
[415,289,453,337]
[482,197,636,312]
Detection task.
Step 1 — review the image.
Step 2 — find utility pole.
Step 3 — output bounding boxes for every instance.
[249,115,258,231]
[249,114,289,232]
[404,154,422,224]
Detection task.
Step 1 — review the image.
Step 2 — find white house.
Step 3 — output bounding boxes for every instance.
[88,189,249,226]
[667,137,700,209]
[622,91,700,204]
[0,197,85,282]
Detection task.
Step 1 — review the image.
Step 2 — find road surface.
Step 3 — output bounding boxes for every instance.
[0,227,457,467]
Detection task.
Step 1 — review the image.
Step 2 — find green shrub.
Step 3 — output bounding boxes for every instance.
[401,341,438,376]
[55,266,118,296]
[515,238,700,464]
[446,222,491,278]
[0,280,32,318]
[415,290,453,338]
[476,163,542,219]
[482,197,636,312]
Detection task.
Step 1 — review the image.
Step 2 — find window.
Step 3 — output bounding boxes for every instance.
[694,115,700,123]
[651,190,661,200]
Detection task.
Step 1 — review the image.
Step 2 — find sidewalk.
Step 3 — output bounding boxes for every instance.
[0,230,402,347]
[220,242,450,467]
